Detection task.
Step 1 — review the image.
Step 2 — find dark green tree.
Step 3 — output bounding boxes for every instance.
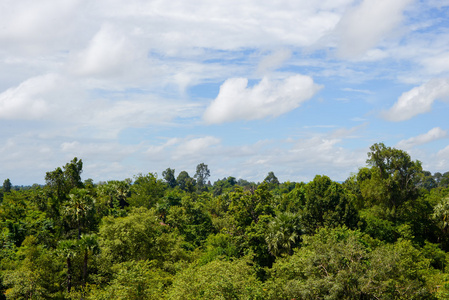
[57,239,78,293]
[302,175,359,234]
[2,179,11,193]
[78,234,99,288]
[264,171,280,190]
[176,171,195,192]
[162,168,177,188]
[194,163,210,192]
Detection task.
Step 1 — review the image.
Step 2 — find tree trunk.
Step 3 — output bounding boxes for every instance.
[67,257,72,293]
[83,251,88,288]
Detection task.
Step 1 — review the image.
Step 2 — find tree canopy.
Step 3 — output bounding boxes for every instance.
[1,145,449,299]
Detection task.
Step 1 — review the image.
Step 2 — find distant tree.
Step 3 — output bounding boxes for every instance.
[162,168,177,188]
[264,172,280,190]
[3,178,11,193]
[63,157,83,190]
[440,171,449,188]
[177,171,195,192]
[420,171,437,190]
[194,163,210,192]
[45,157,84,203]
[129,173,165,208]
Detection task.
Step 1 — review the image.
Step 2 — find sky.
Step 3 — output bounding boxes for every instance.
[1,0,449,185]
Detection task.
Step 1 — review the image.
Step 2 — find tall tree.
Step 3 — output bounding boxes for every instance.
[194,163,210,192]
[264,172,280,190]
[363,143,423,209]
[63,157,83,190]
[57,239,78,293]
[64,188,95,239]
[129,173,165,208]
[78,234,99,288]
[3,178,11,193]
[302,175,359,234]
[162,168,177,188]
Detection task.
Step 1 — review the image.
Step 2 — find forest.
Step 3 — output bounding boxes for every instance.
[2,142,449,299]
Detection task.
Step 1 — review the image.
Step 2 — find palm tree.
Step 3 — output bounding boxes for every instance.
[57,239,78,293]
[265,211,302,257]
[65,188,94,239]
[433,197,449,245]
[79,234,99,288]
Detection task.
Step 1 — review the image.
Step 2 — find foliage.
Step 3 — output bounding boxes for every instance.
[1,147,449,298]
[167,256,265,299]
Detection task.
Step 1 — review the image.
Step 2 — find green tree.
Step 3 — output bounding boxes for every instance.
[2,179,11,193]
[265,211,302,257]
[79,234,99,288]
[64,188,95,239]
[162,168,177,188]
[264,171,279,190]
[128,173,165,208]
[96,179,131,213]
[167,255,265,299]
[194,163,210,192]
[86,260,171,300]
[363,143,423,209]
[3,236,64,299]
[57,239,78,293]
[265,227,373,300]
[99,207,188,268]
[433,196,449,249]
[176,171,195,192]
[361,239,435,299]
[166,195,214,247]
[302,175,359,234]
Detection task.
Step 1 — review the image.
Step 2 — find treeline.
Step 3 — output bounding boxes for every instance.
[1,143,449,299]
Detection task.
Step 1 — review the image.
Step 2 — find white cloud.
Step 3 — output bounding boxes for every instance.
[256,49,291,74]
[72,24,138,77]
[383,78,449,121]
[421,52,449,75]
[0,74,61,120]
[203,75,322,124]
[396,127,448,149]
[0,0,80,51]
[335,0,412,58]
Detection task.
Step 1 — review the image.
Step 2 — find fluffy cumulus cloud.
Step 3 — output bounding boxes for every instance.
[203,75,322,124]
[396,127,448,149]
[72,24,138,77]
[0,74,69,120]
[335,0,413,58]
[383,79,449,121]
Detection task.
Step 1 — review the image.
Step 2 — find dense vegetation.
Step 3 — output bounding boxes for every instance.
[2,143,449,299]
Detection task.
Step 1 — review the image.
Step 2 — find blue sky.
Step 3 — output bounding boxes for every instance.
[1,0,449,185]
